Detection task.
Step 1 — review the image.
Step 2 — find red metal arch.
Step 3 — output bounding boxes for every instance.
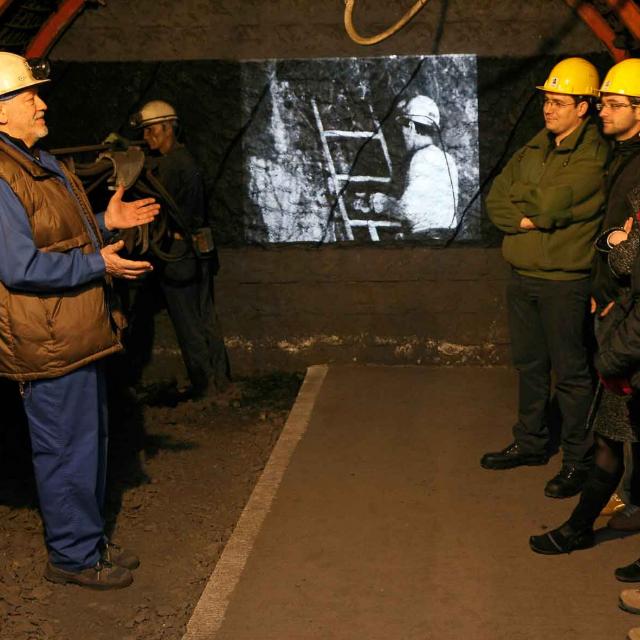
[0,0,14,20]
[24,0,87,58]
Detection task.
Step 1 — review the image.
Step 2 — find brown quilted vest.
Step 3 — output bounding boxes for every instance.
[0,139,122,381]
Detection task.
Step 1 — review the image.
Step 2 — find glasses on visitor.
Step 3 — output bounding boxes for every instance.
[542,97,576,110]
[596,102,635,111]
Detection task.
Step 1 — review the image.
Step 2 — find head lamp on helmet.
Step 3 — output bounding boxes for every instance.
[0,53,50,101]
[27,58,50,81]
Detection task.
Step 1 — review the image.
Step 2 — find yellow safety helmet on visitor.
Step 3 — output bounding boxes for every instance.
[129,100,177,128]
[0,52,50,99]
[536,57,600,97]
[600,59,640,98]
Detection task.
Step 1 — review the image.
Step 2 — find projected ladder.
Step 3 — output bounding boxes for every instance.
[311,98,400,241]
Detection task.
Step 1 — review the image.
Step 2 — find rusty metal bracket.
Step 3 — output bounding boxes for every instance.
[604,0,640,40]
[563,0,631,61]
[97,147,146,191]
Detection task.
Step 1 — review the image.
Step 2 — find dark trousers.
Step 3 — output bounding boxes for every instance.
[161,260,229,392]
[125,260,230,392]
[22,363,107,571]
[507,272,594,468]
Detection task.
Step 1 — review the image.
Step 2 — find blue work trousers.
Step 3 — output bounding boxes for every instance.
[22,362,108,571]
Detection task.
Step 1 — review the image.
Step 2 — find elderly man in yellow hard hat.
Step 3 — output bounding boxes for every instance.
[481,58,609,499]
[0,53,160,589]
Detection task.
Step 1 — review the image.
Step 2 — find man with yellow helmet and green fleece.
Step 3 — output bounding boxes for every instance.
[481,58,609,499]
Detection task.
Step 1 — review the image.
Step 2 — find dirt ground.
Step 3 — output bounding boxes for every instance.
[0,370,302,640]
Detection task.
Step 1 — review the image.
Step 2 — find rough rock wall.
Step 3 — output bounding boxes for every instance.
[47,1,604,376]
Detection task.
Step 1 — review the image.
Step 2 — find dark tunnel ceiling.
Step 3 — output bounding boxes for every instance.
[0,0,59,52]
[0,1,639,61]
[0,0,96,58]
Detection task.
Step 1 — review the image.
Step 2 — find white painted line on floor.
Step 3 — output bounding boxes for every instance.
[182,364,329,640]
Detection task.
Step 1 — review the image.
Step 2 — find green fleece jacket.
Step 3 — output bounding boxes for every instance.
[486,118,609,280]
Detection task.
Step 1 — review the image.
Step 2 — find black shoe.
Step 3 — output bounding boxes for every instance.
[480,442,549,470]
[616,559,640,583]
[544,464,589,499]
[529,524,594,555]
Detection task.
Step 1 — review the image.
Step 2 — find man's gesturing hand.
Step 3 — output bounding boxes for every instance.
[104,184,160,231]
[101,240,153,280]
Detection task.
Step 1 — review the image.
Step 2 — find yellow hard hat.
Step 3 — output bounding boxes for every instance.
[130,100,177,128]
[536,57,600,97]
[600,59,640,98]
[0,53,50,99]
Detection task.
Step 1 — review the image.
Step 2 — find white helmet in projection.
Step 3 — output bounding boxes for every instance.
[403,95,440,129]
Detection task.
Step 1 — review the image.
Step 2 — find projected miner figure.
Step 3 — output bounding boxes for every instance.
[371,95,459,237]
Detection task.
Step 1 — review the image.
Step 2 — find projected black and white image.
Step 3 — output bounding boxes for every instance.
[241,54,479,243]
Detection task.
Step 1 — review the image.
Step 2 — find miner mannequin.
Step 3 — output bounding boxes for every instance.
[0,53,160,588]
[129,100,230,398]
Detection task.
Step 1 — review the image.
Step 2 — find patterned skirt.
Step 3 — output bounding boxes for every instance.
[593,386,640,442]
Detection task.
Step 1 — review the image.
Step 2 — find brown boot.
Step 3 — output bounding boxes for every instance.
[620,588,640,615]
[102,541,140,570]
[44,560,133,590]
[600,492,626,517]
[609,505,640,531]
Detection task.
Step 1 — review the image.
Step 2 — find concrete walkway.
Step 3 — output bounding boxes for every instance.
[184,365,639,640]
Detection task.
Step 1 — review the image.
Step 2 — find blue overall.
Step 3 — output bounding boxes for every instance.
[22,364,108,570]
[0,135,110,571]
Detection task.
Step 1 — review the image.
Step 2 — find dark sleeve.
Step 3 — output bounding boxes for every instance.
[609,226,640,279]
[517,137,608,230]
[159,151,206,232]
[485,152,528,235]
[175,168,206,231]
[596,255,640,377]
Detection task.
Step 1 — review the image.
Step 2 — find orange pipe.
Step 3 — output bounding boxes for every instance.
[605,0,640,40]
[564,0,629,61]
[0,0,14,19]
[25,0,86,58]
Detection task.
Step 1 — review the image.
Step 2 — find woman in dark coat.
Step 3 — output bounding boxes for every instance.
[529,211,640,569]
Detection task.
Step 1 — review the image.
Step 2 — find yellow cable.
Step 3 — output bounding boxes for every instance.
[344,0,431,46]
